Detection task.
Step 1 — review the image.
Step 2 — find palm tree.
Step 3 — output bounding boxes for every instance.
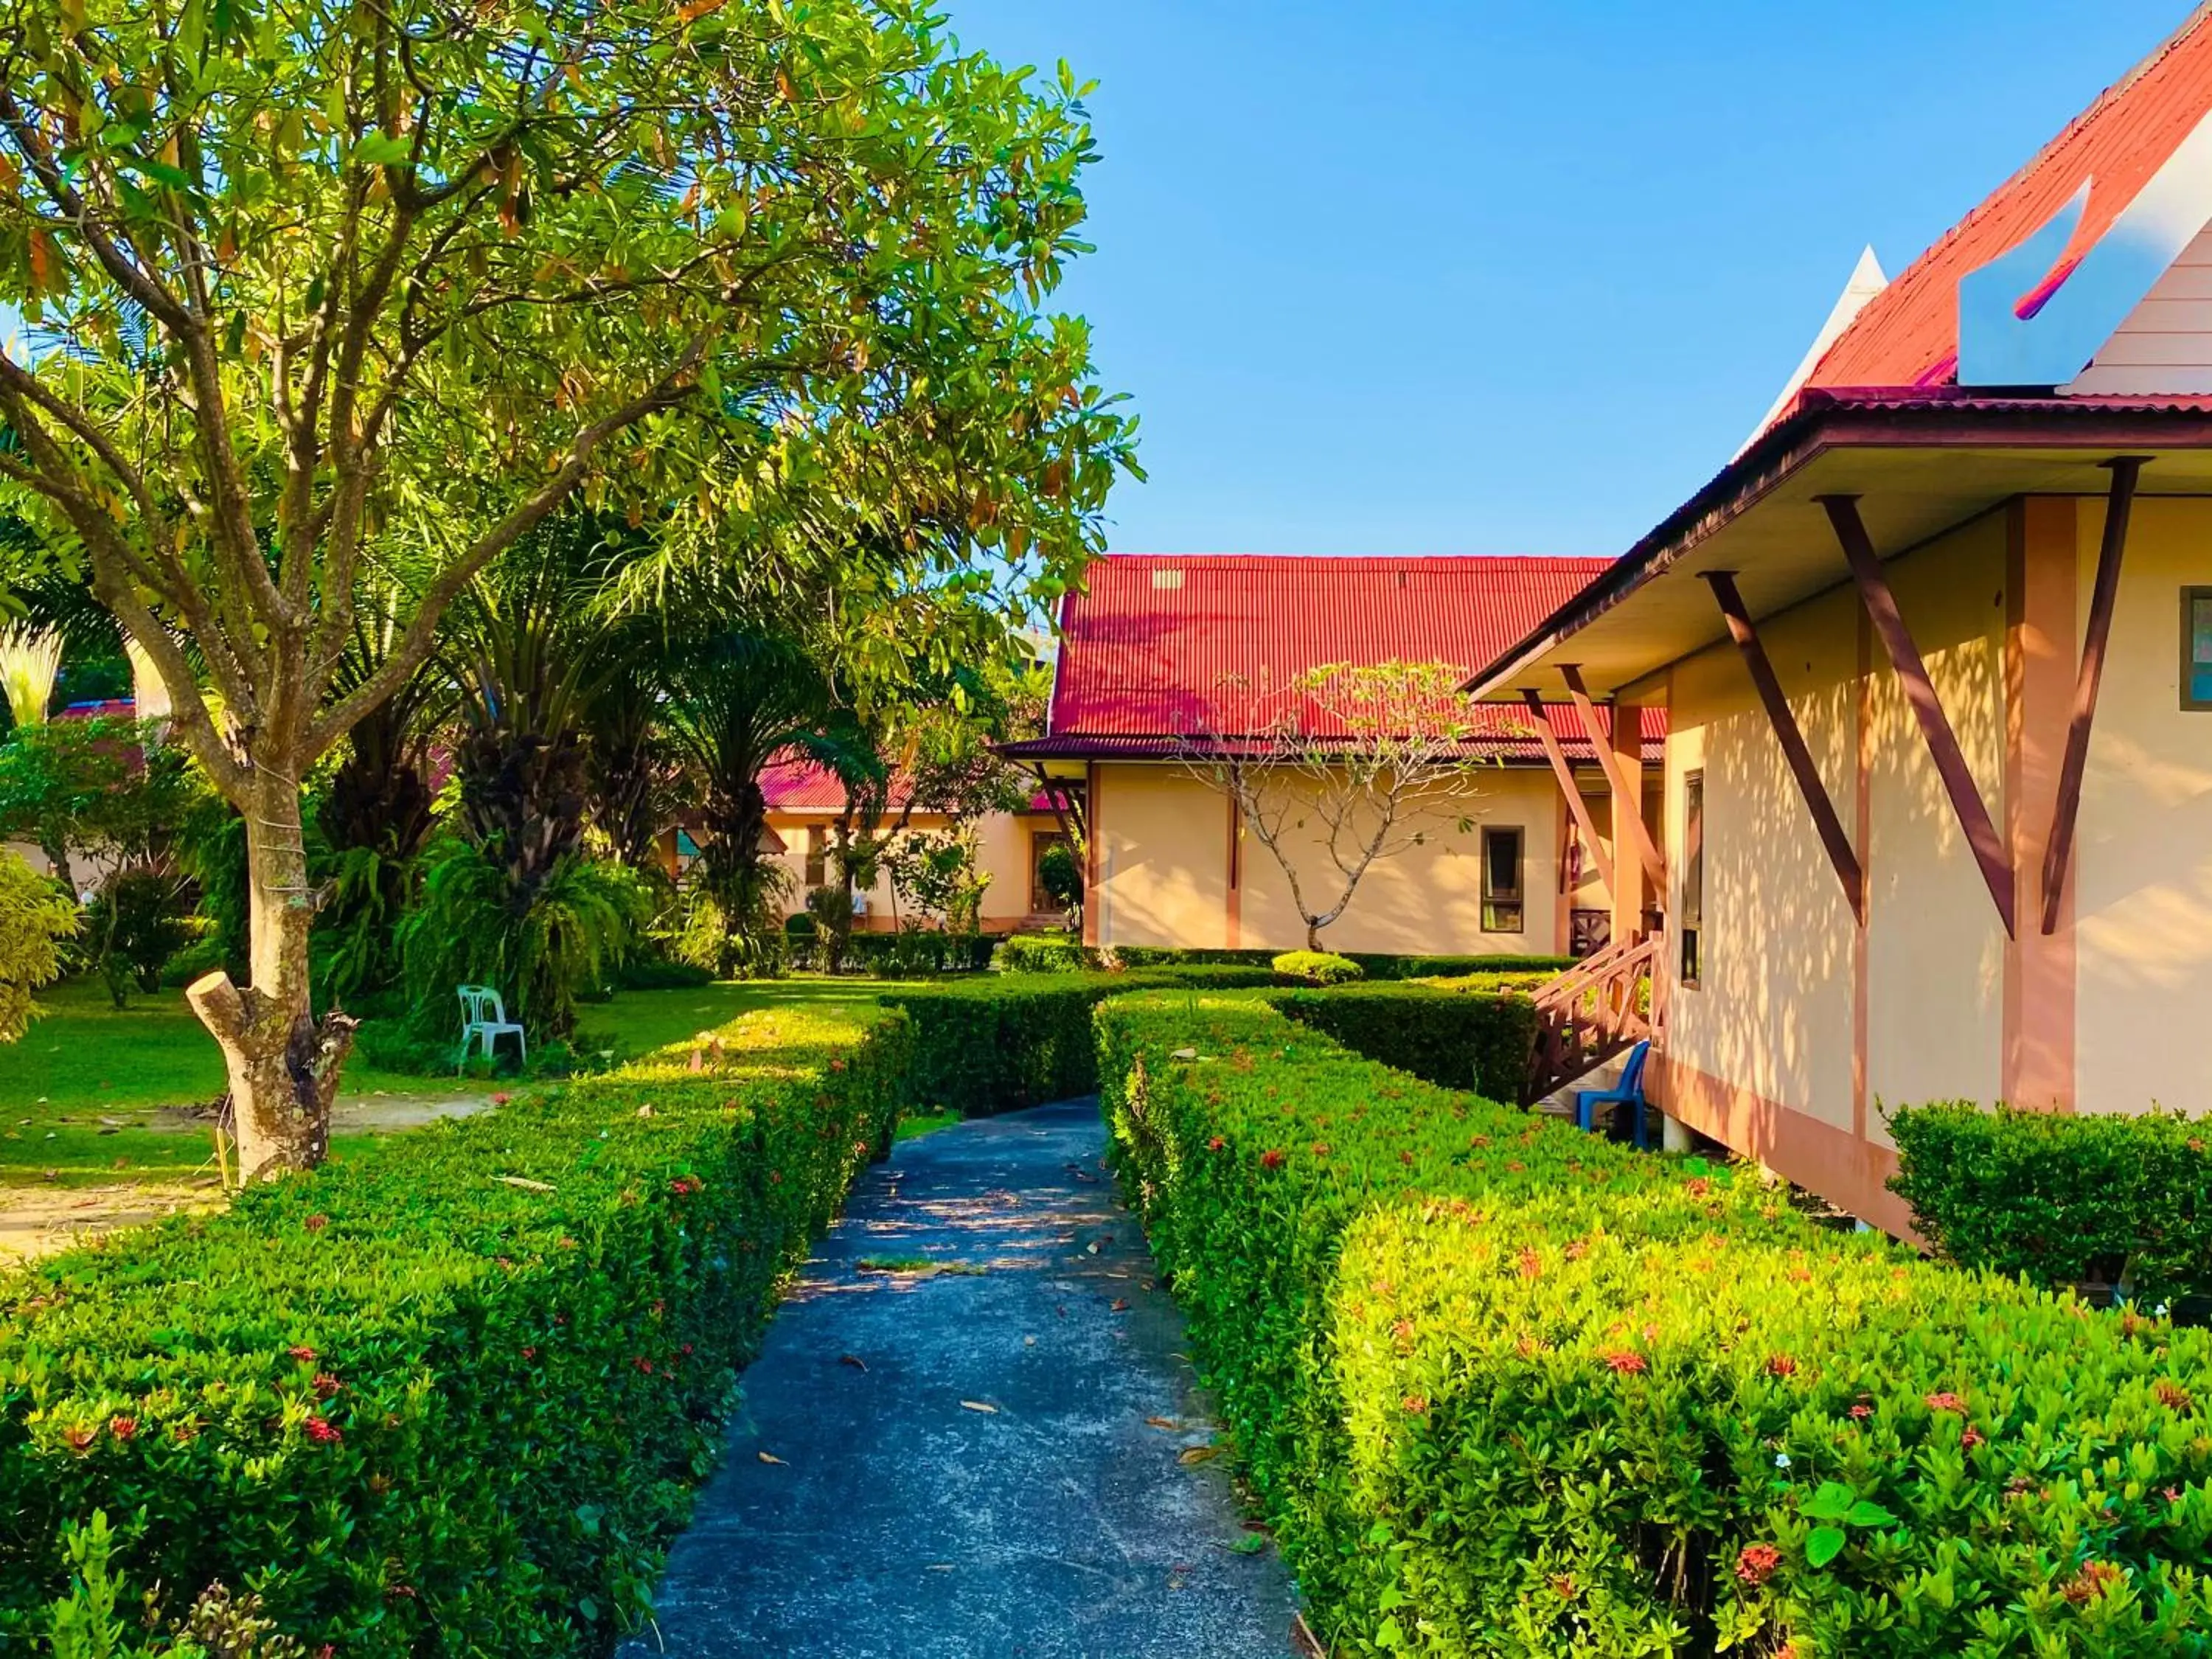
[659,627,847,973]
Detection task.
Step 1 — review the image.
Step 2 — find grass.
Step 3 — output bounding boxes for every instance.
[894,1110,961,1141]
[1,974,902,1183]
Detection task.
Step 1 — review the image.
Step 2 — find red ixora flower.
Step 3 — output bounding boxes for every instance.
[1401,1394,1430,1415]
[669,1175,704,1196]
[304,1214,329,1233]
[1848,1404,1872,1420]
[288,1345,317,1363]
[633,1357,655,1374]
[1925,1391,1966,1413]
[1601,1350,1649,1375]
[302,1416,342,1446]
[107,1415,139,1442]
[1206,1136,1226,1152]
[1260,1149,1286,1170]
[1735,1543,1783,1587]
[1961,1426,1985,1449]
[1765,1354,1798,1377]
[312,1373,342,1400]
[1685,1177,1711,1198]
[491,1091,512,1107]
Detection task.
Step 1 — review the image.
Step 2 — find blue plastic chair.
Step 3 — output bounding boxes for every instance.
[1576,1040,1652,1150]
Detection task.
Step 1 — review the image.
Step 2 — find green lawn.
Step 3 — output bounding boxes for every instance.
[2,974,900,1183]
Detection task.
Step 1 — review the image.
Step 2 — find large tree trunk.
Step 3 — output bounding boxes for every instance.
[184,771,356,1182]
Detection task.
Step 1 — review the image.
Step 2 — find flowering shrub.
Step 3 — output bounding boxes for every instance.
[1097,992,2212,1657]
[1,1003,914,1654]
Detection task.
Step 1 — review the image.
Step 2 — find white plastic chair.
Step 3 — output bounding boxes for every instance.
[456,984,526,1071]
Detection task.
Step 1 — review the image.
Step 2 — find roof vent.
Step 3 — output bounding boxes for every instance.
[1150,568,1185,591]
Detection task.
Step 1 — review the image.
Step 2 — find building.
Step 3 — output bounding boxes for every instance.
[1467,8,2212,1231]
[1004,554,1665,958]
[754,758,1075,936]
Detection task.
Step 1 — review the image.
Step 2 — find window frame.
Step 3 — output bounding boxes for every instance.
[2183,586,2212,712]
[803,824,827,888]
[1680,769,1704,990]
[1480,824,1525,934]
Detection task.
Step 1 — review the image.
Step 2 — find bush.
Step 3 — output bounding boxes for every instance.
[995,932,1096,973]
[1888,1102,2212,1305]
[1,1000,914,1654]
[1109,945,1573,981]
[0,851,75,1040]
[1096,992,2212,1656]
[83,867,199,1006]
[611,955,717,992]
[1273,981,1538,1101]
[883,965,1277,1116]
[401,838,653,1039]
[1269,949,1363,985]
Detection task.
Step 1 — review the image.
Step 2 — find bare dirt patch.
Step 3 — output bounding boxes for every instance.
[0,1179,225,1265]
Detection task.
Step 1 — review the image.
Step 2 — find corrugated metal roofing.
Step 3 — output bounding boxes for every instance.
[757,757,1055,814]
[1041,554,1655,753]
[1809,6,2212,390]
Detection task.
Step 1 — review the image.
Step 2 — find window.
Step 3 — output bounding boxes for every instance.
[804,825,827,888]
[2185,588,2212,710]
[1680,771,1704,989]
[1481,827,1523,933]
[1030,831,1071,913]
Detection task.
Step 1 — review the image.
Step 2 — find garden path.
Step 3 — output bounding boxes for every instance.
[619,1097,1300,1659]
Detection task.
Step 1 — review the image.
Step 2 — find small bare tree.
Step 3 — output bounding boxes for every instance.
[1180,660,1498,950]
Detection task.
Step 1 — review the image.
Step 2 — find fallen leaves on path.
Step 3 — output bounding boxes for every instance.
[1144,1416,1179,1431]
[839,1354,868,1373]
[959,1399,998,1414]
[1178,1446,1220,1467]
[757,1451,786,1465]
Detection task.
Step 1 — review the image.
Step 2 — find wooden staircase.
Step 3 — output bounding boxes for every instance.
[1523,931,1664,1105]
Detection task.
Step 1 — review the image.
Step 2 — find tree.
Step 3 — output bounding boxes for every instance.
[0,847,74,1039]
[0,1,1133,1175]
[659,627,837,974]
[1178,661,1494,950]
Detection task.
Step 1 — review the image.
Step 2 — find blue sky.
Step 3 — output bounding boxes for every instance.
[946,0,2197,559]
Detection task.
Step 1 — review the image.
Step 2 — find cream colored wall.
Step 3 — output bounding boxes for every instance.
[2073,496,2212,1114]
[768,810,1056,930]
[1863,516,2007,1119]
[1663,582,1861,1137]
[1661,512,2007,1143]
[1094,765,1231,949]
[1092,762,1568,955]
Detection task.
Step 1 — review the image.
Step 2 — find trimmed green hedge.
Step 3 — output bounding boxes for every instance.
[883,967,1276,1115]
[1888,1102,2212,1304]
[1098,992,2212,1656]
[1,1004,914,1654]
[999,941,1576,982]
[1273,981,1537,1101]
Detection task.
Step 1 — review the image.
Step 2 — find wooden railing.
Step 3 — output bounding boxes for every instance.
[1523,930,1663,1105]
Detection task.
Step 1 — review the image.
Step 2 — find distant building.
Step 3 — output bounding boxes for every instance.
[1003,554,1665,958]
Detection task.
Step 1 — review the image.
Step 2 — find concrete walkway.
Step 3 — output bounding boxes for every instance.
[621,1098,1299,1659]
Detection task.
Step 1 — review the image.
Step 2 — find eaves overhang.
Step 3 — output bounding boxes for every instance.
[1463,391,2212,704]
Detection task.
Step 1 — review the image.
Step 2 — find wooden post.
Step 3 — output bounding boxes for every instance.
[1519,690,1616,897]
[1558,665,1666,897]
[1702,571,1865,919]
[1822,494,2017,939]
[2039,456,2147,934]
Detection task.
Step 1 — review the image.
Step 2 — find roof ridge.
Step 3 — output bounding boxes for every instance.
[1808,1,2212,388]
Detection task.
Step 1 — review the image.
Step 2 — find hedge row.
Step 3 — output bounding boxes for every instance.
[995,934,1573,982]
[1097,992,2212,1657]
[1,1003,915,1655]
[1273,982,1538,1102]
[880,966,1276,1116]
[1889,1102,2212,1305]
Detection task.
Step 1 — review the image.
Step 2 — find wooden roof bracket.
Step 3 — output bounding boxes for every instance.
[1820,493,2017,939]
[1518,689,1616,896]
[2039,456,2149,934]
[1700,571,1866,922]
[1557,664,1667,894]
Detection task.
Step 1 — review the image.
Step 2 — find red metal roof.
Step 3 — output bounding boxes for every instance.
[757,756,1055,814]
[1808,7,2212,391]
[1035,553,1662,758]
